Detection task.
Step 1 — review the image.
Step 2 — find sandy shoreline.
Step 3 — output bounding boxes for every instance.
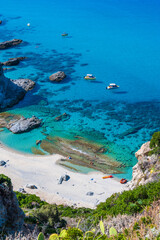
[0,143,128,208]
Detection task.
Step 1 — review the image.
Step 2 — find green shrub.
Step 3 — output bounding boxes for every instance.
[0,174,12,189]
[33,204,66,232]
[149,131,160,155]
[15,192,47,209]
[92,180,160,222]
[66,227,83,239]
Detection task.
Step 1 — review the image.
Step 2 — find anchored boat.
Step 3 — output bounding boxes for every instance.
[61,32,68,36]
[107,83,119,89]
[84,74,96,80]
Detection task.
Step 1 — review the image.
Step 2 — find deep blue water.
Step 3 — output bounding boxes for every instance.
[0,0,160,178]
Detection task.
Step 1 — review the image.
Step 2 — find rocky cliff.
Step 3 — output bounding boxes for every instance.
[0,174,24,232]
[129,141,160,189]
[0,63,35,110]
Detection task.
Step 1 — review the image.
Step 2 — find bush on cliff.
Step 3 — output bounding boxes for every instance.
[0,174,12,189]
[15,192,47,209]
[92,180,160,221]
[149,131,160,155]
[33,204,66,234]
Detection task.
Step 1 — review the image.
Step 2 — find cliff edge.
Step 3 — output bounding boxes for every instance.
[0,63,35,110]
[129,141,160,189]
[0,174,24,232]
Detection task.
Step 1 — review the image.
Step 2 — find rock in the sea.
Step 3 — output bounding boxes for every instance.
[0,63,35,109]
[8,116,41,134]
[49,71,66,82]
[26,184,38,189]
[3,67,16,72]
[0,39,22,50]
[0,175,24,232]
[36,140,42,145]
[86,192,94,196]
[11,78,35,91]
[54,112,70,121]
[2,57,27,66]
[0,20,2,25]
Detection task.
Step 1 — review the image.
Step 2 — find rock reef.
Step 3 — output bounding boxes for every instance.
[0,63,35,109]
[49,71,66,82]
[2,57,27,66]
[7,116,41,134]
[0,39,22,50]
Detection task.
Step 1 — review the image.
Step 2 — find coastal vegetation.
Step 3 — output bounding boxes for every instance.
[13,178,160,239]
[149,131,160,155]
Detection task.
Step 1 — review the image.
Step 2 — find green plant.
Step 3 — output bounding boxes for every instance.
[37,232,45,240]
[33,204,65,232]
[109,227,117,237]
[149,131,160,155]
[0,174,12,189]
[15,192,47,209]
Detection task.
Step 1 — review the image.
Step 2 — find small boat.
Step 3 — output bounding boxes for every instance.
[102,175,113,179]
[84,74,96,80]
[61,32,68,37]
[107,83,119,90]
[120,178,127,184]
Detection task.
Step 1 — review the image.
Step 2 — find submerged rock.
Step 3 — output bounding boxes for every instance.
[0,20,2,25]
[3,67,16,72]
[54,112,70,121]
[36,140,42,145]
[49,71,66,82]
[0,63,35,109]
[0,39,22,49]
[2,57,27,66]
[7,116,41,134]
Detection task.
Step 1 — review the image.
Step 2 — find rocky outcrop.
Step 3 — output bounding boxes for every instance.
[135,141,150,160]
[3,67,16,72]
[11,78,35,91]
[7,116,41,134]
[2,57,27,66]
[54,112,70,121]
[36,140,42,145]
[128,142,160,189]
[0,63,35,109]
[49,71,66,82]
[0,174,24,232]
[0,39,22,49]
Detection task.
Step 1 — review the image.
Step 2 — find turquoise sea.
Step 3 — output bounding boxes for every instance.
[0,0,160,179]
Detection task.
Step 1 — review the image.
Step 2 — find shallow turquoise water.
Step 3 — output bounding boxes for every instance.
[0,0,160,179]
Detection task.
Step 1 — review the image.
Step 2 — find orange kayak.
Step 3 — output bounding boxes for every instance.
[120,178,127,184]
[102,175,113,179]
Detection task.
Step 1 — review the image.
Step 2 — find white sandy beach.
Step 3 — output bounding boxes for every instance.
[0,143,128,209]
